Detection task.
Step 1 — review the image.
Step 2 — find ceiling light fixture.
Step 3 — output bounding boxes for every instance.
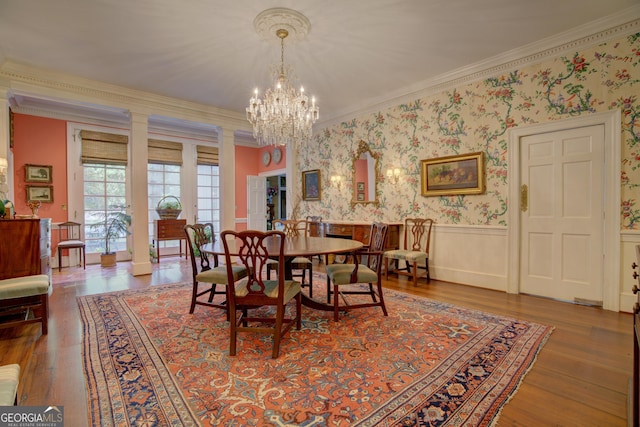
[246,8,319,147]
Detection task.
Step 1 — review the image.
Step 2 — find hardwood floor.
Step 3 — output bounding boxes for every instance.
[0,258,632,426]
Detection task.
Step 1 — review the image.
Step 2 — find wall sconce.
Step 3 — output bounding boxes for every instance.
[386,167,402,185]
[330,175,343,189]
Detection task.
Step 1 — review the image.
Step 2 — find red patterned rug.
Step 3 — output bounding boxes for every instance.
[78,275,552,426]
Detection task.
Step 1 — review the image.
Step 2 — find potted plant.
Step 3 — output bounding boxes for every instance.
[90,206,132,267]
[0,199,13,219]
[155,195,182,220]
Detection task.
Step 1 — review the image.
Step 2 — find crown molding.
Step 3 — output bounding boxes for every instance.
[319,7,640,128]
[0,60,252,132]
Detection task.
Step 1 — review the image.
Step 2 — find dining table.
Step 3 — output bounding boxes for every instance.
[201,235,363,311]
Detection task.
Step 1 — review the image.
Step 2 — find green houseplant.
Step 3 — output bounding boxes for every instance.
[90,206,132,267]
[155,195,181,220]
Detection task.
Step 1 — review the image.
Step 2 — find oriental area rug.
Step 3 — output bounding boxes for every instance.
[78,275,552,426]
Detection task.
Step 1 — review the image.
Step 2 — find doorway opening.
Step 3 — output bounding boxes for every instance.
[266,174,286,229]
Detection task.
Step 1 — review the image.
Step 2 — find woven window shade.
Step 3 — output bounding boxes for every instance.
[197,145,219,166]
[148,139,183,165]
[80,130,128,165]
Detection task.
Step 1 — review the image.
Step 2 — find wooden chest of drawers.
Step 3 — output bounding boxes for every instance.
[153,219,187,262]
[309,221,400,250]
[0,218,51,280]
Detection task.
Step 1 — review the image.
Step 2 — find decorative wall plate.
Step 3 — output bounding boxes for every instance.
[262,150,271,166]
[273,147,282,164]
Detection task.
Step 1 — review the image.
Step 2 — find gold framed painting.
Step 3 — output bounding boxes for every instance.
[302,169,321,201]
[25,164,53,183]
[421,152,485,196]
[26,185,54,203]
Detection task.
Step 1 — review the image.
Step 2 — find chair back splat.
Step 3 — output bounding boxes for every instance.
[221,230,302,359]
[268,219,315,297]
[384,218,434,286]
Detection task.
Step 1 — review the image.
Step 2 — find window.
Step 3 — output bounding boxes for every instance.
[148,163,181,247]
[197,164,220,233]
[83,163,127,254]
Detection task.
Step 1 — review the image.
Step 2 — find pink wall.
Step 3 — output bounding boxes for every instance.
[12,114,68,221]
[234,145,259,231]
[259,146,286,172]
[11,113,271,235]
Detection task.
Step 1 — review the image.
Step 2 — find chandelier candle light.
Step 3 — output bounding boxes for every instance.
[247,9,319,147]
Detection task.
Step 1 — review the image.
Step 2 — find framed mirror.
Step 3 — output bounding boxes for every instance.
[351,140,380,207]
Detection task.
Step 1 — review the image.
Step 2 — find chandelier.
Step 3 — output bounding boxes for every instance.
[246,10,319,147]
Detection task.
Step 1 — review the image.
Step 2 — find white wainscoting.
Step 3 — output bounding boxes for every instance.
[430,224,508,291]
[620,231,640,313]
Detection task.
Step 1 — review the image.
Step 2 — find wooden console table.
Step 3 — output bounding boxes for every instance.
[309,221,400,250]
[153,219,187,262]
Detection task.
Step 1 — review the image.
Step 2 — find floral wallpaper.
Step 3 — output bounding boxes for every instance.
[296,32,640,228]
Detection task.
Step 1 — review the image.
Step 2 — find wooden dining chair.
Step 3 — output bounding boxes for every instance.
[57,221,85,271]
[384,218,434,286]
[221,229,302,359]
[184,223,247,317]
[325,222,389,321]
[267,219,314,297]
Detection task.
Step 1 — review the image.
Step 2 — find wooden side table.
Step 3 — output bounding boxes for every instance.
[153,219,187,262]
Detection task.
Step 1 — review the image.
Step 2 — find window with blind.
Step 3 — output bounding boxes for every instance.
[80,130,129,256]
[148,139,182,250]
[196,145,220,233]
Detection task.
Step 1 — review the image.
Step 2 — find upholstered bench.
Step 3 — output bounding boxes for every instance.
[0,274,50,334]
[0,364,20,406]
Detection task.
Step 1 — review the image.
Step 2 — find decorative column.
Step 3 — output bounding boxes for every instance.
[0,85,12,203]
[219,126,236,231]
[129,110,152,276]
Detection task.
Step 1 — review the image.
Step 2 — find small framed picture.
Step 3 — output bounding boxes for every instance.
[302,169,321,201]
[26,185,54,203]
[357,193,365,201]
[357,181,365,191]
[25,164,53,183]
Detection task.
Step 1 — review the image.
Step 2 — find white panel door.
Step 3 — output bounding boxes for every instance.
[520,125,604,304]
[247,175,267,231]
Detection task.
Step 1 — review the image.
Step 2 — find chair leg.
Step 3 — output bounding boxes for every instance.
[58,248,62,272]
[41,294,48,335]
[368,283,377,302]
[326,276,332,304]
[307,264,313,298]
[208,284,216,302]
[426,258,430,282]
[384,257,389,280]
[189,282,198,314]
[333,283,340,322]
[82,246,86,270]
[377,281,388,317]
[412,262,419,286]
[229,309,238,356]
[272,306,285,358]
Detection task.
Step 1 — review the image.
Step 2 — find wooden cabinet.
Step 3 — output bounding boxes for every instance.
[153,219,187,262]
[0,218,51,280]
[310,221,400,250]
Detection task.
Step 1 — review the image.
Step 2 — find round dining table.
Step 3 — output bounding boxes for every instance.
[201,235,363,311]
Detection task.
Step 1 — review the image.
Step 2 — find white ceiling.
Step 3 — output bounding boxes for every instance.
[1,0,639,125]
